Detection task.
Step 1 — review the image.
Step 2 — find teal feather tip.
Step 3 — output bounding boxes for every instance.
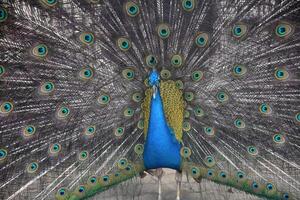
[125,2,140,17]
[40,0,58,7]
[275,22,294,38]
[27,162,39,173]
[0,101,13,114]
[195,32,209,47]
[0,7,8,22]
[0,65,5,76]
[80,32,95,45]
[32,44,48,58]
[0,149,8,161]
[296,112,300,122]
[182,0,195,12]
[23,125,36,137]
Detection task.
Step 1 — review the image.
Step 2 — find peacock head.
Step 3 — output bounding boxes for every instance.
[148,70,160,87]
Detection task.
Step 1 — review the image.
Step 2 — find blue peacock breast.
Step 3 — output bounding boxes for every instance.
[143,88,182,170]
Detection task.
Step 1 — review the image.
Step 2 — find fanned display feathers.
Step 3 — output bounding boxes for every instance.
[0,0,299,200]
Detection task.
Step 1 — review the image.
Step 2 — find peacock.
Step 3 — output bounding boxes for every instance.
[0,0,299,199]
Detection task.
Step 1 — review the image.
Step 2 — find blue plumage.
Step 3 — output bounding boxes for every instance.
[143,88,182,170]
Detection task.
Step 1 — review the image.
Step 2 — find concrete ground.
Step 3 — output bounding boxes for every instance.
[91,168,262,200]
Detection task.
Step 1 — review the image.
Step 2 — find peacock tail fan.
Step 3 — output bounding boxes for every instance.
[0,0,299,200]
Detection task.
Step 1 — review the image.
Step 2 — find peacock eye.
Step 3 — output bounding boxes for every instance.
[247,146,258,156]
[232,65,247,77]
[97,94,110,105]
[117,158,128,169]
[194,105,204,117]
[259,103,272,115]
[204,156,215,167]
[219,171,227,178]
[33,44,48,58]
[232,23,247,38]
[204,126,215,136]
[114,127,124,137]
[191,70,203,82]
[79,67,94,80]
[88,127,95,133]
[123,107,134,117]
[88,176,97,185]
[171,54,183,68]
[117,37,131,51]
[27,162,39,173]
[47,0,56,4]
[145,55,158,68]
[49,143,61,155]
[112,172,119,177]
[195,32,209,47]
[79,150,89,161]
[183,110,189,119]
[266,183,274,191]
[191,166,200,178]
[0,149,7,161]
[160,69,171,79]
[84,125,96,136]
[273,133,285,144]
[132,92,142,103]
[0,65,5,77]
[102,175,110,184]
[125,164,132,172]
[125,2,139,17]
[236,171,245,179]
[23,125,36,137]
[274,69,289,80]
[182,0,195,12]
[175,80,184,89]
[122,68,135,80]
[80,32,95,45]
[216,91,229,103]
[180,147,191,158]
[234,118,245,129]
[182,121,191,132]
[57,106,70,119]
[0,102,14,114]
[57,188,67,196]
[143,78,150,87]
[207,169,214,177]
[76,186,85,193]
[157,24,171,39]
[40,82,55,94]
[283,193,289,200]
[137,120,144,129]
[275,22,293,38]
[184,91,194,102]
[252,181,259,189]
[0,7,8,22]
[296,112,300,123]
[134,144,144,155]
[40,0,58,7]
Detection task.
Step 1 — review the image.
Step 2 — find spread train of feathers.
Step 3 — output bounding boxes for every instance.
[0,0,299,200]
